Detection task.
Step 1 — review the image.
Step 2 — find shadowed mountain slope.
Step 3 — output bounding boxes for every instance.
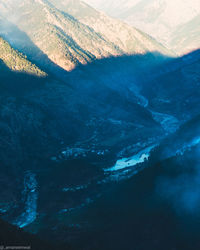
[0,45,199,249]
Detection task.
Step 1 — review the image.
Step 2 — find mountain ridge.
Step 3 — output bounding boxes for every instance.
[0,0,172,72]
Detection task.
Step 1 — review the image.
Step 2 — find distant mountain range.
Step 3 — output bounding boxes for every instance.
[169,13,200,54]
[84,0,200,54]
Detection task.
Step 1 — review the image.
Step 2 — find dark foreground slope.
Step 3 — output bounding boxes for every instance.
[49,116,200,250]
[0,218,66,250]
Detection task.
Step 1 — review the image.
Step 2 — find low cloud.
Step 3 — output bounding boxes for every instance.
[156,144,200,214]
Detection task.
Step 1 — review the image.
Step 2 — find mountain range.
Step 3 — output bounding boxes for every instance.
[0,0,171,74]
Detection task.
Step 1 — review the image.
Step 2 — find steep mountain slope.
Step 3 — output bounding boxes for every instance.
[151,114,200,162]
[141,49,200,122]
[84,0,200,54]
[49,0,170,55]
[0,36,46,76]
[0,0,171,72]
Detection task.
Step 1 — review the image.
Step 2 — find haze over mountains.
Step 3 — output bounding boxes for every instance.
[84,0,200,54]
[0,1,200,250]
[0,0,170,73]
